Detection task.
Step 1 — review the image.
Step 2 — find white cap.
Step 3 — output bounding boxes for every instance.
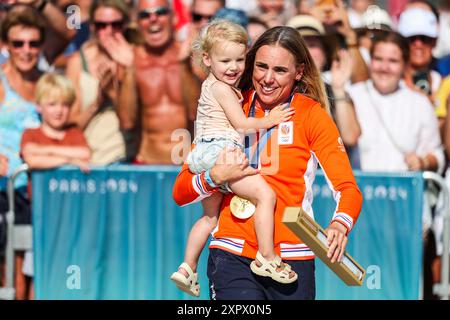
[397,8,438,38]
[286,15,326,36]
[362,5,392,30]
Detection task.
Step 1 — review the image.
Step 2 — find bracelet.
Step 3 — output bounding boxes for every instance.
[333,92,351,102]
[204,169,218,188]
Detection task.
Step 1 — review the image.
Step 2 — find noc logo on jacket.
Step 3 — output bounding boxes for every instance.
[278,121,293,145]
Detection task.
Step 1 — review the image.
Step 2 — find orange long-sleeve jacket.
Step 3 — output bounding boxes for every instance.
[173,91,363,260]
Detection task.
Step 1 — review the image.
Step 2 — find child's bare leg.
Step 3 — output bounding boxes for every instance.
[229,175,296,281]
[178,192,223,276]
[229,174,276,260]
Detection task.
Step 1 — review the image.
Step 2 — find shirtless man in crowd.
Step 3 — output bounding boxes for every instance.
[119,0,201,164]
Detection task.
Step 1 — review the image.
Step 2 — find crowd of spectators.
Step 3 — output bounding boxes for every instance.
[1,0,450,300]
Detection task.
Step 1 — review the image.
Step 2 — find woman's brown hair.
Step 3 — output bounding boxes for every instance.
[370,31,410,64]
[89,0,129,23]
[240,26,330,113]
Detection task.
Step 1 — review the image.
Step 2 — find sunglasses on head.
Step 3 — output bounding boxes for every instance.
[191,12,213,22]
[9,40,42,49]
[93,19,124,30]
[137,7,170,19]
[408,35,435,45]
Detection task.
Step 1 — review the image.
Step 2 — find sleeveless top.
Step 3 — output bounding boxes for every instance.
[79,47,125,165]
[0,69,40,190]
[193,73,243,145]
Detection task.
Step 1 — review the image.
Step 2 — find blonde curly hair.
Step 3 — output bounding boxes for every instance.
[191,19,248,72]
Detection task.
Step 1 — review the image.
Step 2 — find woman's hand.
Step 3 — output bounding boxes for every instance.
[210,147,259,186]
[100,33,134,68]
[325,221,348,263]
[69,158,90,173]
[405,153,430,171]
[97,60,116,92]
[331,49,353,92]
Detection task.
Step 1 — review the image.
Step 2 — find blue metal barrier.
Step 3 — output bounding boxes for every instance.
[32,166,424,300]
[314,171,423,300]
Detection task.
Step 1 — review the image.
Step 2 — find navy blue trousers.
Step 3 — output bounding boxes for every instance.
[207,248,316,300]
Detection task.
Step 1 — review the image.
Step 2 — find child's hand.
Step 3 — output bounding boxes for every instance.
[267,103,295,126]
[70,158,90,173]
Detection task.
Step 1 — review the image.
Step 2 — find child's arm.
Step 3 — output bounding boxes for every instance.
[23,153,73,169]
[23,143,91,161]
[211,82,294,130]
[22,144,91,172]
[22,142,91,172]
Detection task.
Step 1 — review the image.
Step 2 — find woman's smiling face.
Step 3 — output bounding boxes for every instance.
[252,45,303,109]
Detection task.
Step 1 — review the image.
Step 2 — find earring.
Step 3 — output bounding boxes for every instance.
[298,80,306,94]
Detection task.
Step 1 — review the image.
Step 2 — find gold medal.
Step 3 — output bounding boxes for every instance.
[230,195,255,219]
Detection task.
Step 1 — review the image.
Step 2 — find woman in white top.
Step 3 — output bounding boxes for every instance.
[347,31,445,174]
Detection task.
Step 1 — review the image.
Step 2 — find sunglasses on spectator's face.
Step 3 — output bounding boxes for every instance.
[408,35,435,45]
[191,12,213,22]
[9,40,42,49]
[137,7,170,19]
[93,20,124,31]
[0,3,12,11]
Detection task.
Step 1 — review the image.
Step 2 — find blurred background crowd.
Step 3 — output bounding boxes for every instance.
[1,0,450,300]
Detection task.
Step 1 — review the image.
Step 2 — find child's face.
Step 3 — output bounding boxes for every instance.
[203,40,247,87]
[39,98,71,130]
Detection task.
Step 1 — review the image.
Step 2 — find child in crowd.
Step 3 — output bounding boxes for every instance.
[21,73,91,172]
[171,20,297,297]
[19,73,91,299]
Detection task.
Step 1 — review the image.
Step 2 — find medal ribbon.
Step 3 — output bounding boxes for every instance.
[244,92,294,169]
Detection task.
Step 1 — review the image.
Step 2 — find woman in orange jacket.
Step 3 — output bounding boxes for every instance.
[172,26,363,300]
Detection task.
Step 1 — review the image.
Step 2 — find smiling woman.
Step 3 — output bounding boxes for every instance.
[65,0,131,165]
[0,6,45,99]
[348,31,444,174]
[172,26,363,300]
[171,20,298,298]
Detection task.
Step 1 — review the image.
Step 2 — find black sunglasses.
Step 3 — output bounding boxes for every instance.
[191,12,213,22]
[9,40,42,49]
[137,7,170,19]
[93,19,124,30]
[0,3,12,12]
[408,35,435,45]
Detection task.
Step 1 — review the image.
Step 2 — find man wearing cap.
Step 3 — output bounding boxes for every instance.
[398,6,443,129]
